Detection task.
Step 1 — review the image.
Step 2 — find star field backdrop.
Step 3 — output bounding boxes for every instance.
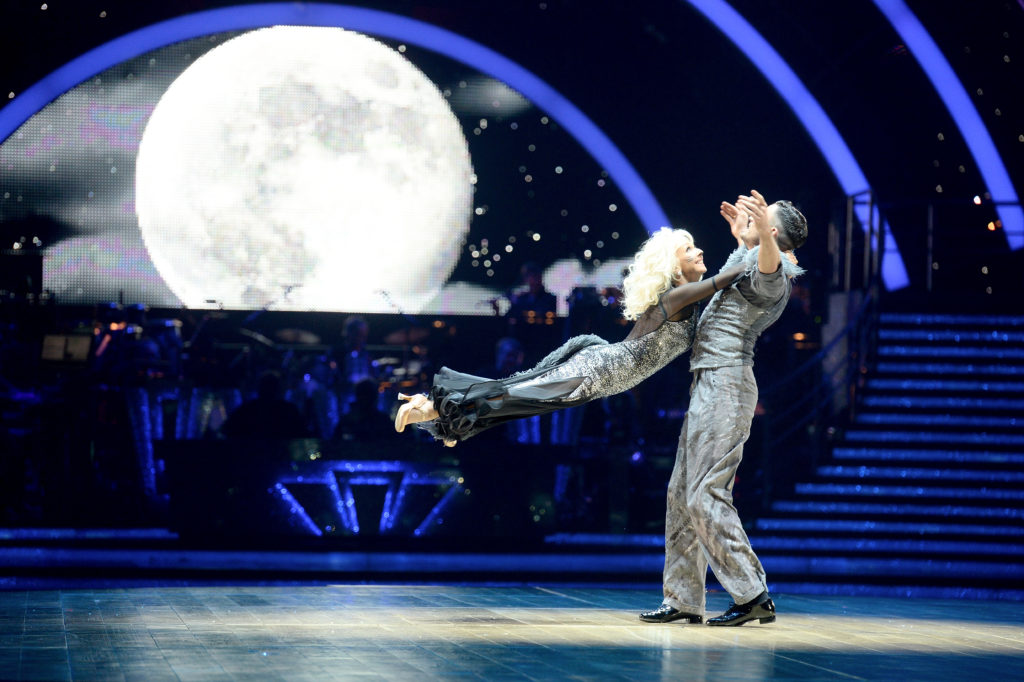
[1,0,1022,311]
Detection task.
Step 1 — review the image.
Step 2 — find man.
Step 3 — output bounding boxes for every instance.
[220,370,309,440]
[640,189,808,626]
[506,261,558,326]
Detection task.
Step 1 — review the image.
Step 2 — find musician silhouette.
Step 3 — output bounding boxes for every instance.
[220,370,309,440]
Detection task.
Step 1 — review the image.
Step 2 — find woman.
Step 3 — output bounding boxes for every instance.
[395,227,745,446]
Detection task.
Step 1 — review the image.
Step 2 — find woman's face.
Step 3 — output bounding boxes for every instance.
[675,242,706,283]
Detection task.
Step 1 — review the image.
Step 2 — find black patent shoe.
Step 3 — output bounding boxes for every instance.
[639,605,703,624]
[706,592,776,626]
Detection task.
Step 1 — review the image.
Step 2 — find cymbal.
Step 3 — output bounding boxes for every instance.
[383,327,429,344]
[275,328,322,345]
[238,328,275,347]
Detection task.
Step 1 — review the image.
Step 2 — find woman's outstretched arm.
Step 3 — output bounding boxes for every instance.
[661,263,746,317]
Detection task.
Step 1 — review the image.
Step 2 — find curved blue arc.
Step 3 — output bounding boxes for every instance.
[872,0,1022,250]
[684,0,909,289]
[0,2,926,287]
[685,0,869,194]
[0,3,671,233]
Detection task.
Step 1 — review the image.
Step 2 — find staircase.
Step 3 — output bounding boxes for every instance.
[750,312,1024,598]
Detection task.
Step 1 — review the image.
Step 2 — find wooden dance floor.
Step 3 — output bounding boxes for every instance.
[1,584,1022,680]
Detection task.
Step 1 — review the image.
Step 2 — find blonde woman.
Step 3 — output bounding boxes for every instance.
[395,227,745,445]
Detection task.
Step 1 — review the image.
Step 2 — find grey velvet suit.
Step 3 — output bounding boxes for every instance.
[661,244,799,615]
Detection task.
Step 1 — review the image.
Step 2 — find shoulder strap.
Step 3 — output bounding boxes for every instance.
[657,296,669,322]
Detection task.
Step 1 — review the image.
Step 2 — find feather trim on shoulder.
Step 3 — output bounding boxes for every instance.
[720,245,748,271]
[742,245,805,278]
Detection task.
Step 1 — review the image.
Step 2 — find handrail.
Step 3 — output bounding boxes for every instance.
[761,287,875,400]
[754,190,884,511]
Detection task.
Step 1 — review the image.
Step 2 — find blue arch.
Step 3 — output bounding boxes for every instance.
[873,0,1022,250]
[0,3,672,232]
[0,2,921,287]
[685,0,909,289]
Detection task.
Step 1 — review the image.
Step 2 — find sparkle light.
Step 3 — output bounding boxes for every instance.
[873,0,1023,249]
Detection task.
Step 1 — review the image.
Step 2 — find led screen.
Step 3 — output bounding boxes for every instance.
[0,26,646,315]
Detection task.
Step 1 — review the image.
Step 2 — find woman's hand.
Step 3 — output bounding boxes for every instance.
[720,201,747,247]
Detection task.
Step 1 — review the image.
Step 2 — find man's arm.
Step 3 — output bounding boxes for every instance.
[738,190,781,274]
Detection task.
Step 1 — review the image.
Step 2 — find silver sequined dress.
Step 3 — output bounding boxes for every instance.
[422,306,698,443]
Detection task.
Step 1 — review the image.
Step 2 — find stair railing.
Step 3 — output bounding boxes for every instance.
[756,191,882,510]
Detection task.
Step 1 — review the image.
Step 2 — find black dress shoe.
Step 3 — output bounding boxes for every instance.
[706,591,776,626]
[639,605,703,624]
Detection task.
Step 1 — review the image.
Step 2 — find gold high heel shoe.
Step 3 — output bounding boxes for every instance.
[394,393,438,432]
[395,394,457,447]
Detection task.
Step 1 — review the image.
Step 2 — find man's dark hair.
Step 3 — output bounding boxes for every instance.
[772,200,808,251]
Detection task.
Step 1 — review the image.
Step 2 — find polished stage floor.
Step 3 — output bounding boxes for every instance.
[1,583,1022,680]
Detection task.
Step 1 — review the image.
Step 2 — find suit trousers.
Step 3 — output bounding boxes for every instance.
[661,364,767,615]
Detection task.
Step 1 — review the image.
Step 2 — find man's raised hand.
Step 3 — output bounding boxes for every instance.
[738,189,782,274]
[736,190,769,235]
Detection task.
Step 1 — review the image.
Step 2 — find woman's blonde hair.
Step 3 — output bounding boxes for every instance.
[621,227,695,321]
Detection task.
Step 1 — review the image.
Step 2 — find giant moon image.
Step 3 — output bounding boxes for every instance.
[135,26,473,312]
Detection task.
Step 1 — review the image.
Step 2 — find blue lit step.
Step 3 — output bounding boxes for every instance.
[750,536,1024,556]
[756,518,1024,537]
[759,555,1024,580]
[855,413,1023,428]
[877,346,1024,360]
[794,482,1024,501]
[832,448,1024,465]
[880,313,1024,326]
[879,329,1024,343]
[816,465,1024,483]
[876,362,1024,376]
[771,500,1024,520]
[846,430,1024,446]
[862,396,1024,410]
[866,378,1024,392]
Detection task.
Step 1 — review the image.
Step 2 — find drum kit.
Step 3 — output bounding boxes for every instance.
[53,301,437,439]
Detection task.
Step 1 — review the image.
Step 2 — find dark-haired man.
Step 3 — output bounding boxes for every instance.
[641,190,808,627]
